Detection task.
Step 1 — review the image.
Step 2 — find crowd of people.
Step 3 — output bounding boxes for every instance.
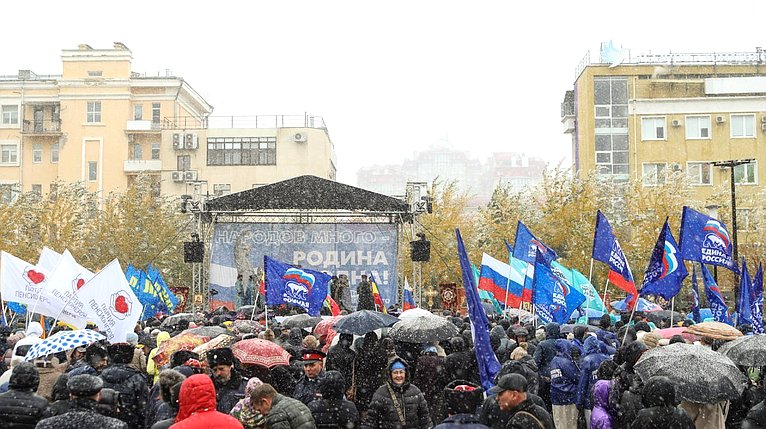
[0,307,764,429]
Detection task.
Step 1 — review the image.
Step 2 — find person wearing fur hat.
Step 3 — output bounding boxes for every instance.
[36,374,127,429]
[0,361,49,428]
[101,343,149,429]
[362,356,431,429]
[206,347,247,414]
[68,342,108,376]
[433,380,488,429]
[293,348,327,405]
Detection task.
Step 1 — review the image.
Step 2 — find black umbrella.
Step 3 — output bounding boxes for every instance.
[717,334,766,367]
[183,326,229,338]
[282,314,322,329]
[634,342,746,403]
[646,310,683,325]
[333,310,399,335]
[160,312,205,328]
[388,315,459,343]
[560,324,601,335]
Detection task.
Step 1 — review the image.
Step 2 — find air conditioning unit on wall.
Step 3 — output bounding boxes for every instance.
[716,116,726,124]
[184,171,197,181]
[172,133,181,149]
[171,171,183,182]
[184,133,198,149]
[293,132,307,143]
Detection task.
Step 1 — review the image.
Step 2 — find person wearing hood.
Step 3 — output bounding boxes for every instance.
[533,322,560,410]
[608,341,647,429]
[590,379,614,429]
[490,325,513,364]
[293,349,327,405]
[308,370,359,429]
[413,345,446,423]
[631,376,694,429]
[170,374,244,429]
[353,332,387,413]
[101,343,149,429]
[550,339,579,428]
[230,377,265,429]
[147,331,171,385]
[325,332,356,391]
[206,347,247,414]
[577,336,612,426]
[146,369,186,428]
[362,356,431,429]
[36,374,127,429]
[571,325,589,358]
[11,322,43,360]
[444,336,480,386]
[434,380,488,429]
[0,362,49,428]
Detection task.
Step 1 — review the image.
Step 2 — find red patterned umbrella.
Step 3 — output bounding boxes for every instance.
[232,339,291,368]
[314,316,344,338]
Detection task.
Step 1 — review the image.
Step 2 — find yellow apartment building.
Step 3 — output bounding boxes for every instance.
[0,43,336,202]
[561,49,766,232]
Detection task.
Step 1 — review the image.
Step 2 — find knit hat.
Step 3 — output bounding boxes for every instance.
[390,361,406,371]
[67,374,103,397]
[126,332,139,346]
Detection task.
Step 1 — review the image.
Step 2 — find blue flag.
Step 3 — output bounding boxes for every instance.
[640,219,688,300]
[147,264,179,314]
[679,206,738,273]
[456,229,501,391]
[136,270,162,320]
[264,256,330,317]
[512,222,558,265]
[690,265,702,323]
[737,258,753,326]
[592,210,638,305]
[752,264,764,334]
[700,264,732,325]
[533,251,586,324]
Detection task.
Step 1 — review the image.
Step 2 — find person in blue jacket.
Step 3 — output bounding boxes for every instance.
[577,335,612,427]
[550,338,579,429]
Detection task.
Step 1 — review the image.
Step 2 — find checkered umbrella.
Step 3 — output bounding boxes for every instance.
[24,329,105,361]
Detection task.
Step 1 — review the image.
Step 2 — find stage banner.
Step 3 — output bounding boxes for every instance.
[209,223,399,310]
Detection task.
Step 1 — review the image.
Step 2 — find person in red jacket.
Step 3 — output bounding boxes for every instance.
[170,374,244,429]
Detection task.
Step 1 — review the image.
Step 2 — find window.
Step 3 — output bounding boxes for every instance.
[151,142,160,160]
[734,161,757,184]
[133,104,143,121]
[686,116,710,139]
[1,105,19,125]
[207,136,277,166]
[130,143,142,160]
[87,70,103,77]
[31,184,41,196]
[641,117,666,140]
[731,114,755,138]
[86,101,101,123]
[213,184,231,196]
[687,162,712,185]
[1,144,18,164]
[32,144,42,163]
[593,77,629,180]
[49,183,58,199]
[177,155,191,171]
[51,143,59,163]
[642,163,667,185]
[152,103,161,124]
[88,161,98,181]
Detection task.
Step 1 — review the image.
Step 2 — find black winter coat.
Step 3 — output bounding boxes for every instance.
[325,337,356,390]
[353,337,386,412]
[412,354,446,419]
[0,363,49,429]
[210,371,247,414]
[506,398,555,429]
[444,350,479,386]
[477,393,546,429]
[362,382,431,429]
[743,400,766,429]
[308,398,359,429]
[630,406,695,429]
[36,398,127,429]
[100,364,149,429]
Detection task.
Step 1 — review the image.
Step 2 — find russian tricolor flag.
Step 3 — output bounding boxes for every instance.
[403,278,417,310]
[478,253,529,307]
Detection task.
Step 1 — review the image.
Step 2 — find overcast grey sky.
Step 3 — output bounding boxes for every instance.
[3,1,766,185]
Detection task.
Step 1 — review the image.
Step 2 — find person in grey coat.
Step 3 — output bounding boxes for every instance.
[36,374,127,429]
[250,383,316,429]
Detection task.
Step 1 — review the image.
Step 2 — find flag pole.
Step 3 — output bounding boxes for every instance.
[601,277,610,312]
[588,258,595,284]
[250,292,259,321]
[670,296,675,327]
[264,304,269,331]
[622,300,639,346]
[502,269,512,319]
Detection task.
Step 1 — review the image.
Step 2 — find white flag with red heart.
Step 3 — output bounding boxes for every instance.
[76,258,143,343]
[42,250,94,329]
[0,251,57,315]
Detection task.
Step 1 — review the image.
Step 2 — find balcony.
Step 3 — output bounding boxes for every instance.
[126,120,161,133]
[123,159,162,173]
[22,119,62,135]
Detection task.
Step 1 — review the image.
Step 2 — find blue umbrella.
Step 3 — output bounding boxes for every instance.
[333,310,399,335]
[611,297,662,312]
[686,308,714,321]
[24,329,105,361]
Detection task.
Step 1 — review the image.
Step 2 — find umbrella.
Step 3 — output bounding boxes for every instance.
[183,326,229,338]
[388,315,459,343]
[610,297,662,312]
[655,327,700,342]
[282,314,322,329]
[314,316,344,338]
[560,324,601,335]
[160,312,205,327]
[482,302,500,316]
[398,308,433,319]
[232,338,291,367]
[24,329,105,362]
[334,310,399,335]
[717,334,766,367]
[646,310,683,325]
[193,334,239,360]
[505,308,535,323]
[634,342,746,403]
[684,321,744,341]
[686,308,714,321]
[152,333,209,367]
[230,320,262,335]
